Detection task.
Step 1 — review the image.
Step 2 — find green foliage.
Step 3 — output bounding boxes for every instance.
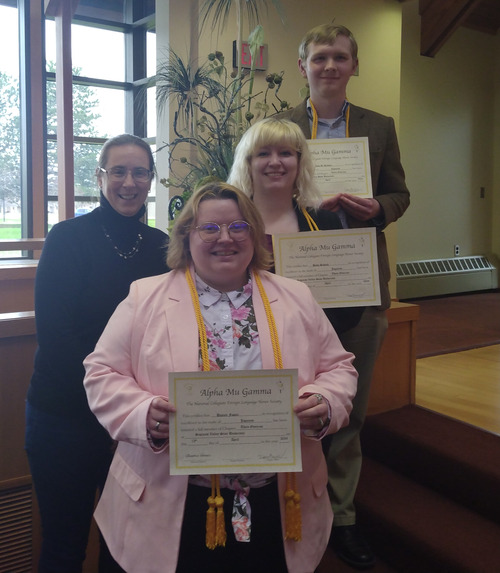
[45,62,103,199]
[158,0,287,221]
[156,48,290,205]
[199,0,286,36]
[0,71,21,213]
[0,64,104,220]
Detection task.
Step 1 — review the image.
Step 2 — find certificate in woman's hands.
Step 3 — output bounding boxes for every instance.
[168,369,302,475]
[272,228,381,307]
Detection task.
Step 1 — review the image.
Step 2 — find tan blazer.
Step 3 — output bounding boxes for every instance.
[279,99,411,309]
[84,269,357,573]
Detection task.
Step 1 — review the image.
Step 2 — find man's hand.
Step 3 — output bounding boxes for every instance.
[320,194,343,213]
[321,194,381,222]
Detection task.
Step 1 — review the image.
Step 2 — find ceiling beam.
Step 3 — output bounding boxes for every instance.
[419,0,483,57]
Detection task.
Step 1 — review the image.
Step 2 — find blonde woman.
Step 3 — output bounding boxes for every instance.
[228,117,363,334]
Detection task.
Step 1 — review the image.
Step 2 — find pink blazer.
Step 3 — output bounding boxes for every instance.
[84,269,357,573]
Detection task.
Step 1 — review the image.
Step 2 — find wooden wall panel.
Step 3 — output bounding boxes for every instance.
[0,265,37,313]
[368,301,420,414]
[0,316,37,571]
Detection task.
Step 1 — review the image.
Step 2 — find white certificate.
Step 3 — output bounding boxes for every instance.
[307,137,373,199]
[168,369,302,475]
[272,228,381,308]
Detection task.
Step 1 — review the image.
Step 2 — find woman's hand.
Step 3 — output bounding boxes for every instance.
[147,397,176,441]
[294,393,330,434]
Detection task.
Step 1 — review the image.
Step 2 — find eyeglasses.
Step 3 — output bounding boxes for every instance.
[99,166,153,183]
[195,220,251,242]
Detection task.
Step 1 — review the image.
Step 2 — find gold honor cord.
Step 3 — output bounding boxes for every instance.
[185,268,302,546]
[185,268,225,548]
[301,208,319,232]
[309,99,350,139]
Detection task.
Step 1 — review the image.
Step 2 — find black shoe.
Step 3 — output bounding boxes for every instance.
[331,525,376,570]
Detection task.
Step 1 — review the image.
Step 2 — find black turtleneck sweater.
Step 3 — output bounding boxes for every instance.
[28,197,169,420]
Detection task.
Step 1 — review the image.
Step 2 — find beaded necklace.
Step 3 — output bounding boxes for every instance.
[102,226,143,260]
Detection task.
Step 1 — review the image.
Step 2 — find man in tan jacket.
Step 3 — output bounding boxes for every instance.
[279,23,410,569]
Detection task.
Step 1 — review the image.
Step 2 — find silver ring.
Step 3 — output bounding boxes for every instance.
[155,421,161,431]
[314,393,323,404]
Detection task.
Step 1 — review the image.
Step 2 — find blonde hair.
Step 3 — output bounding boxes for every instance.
[167,182,273,271]
[298,23,358,61]
[227,117,322,209]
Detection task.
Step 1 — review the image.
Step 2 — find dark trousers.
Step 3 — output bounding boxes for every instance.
[25,401,122,573]
[176,481,288,573]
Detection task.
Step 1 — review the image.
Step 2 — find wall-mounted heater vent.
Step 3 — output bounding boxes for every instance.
[0,482,32,573]
[396,255,498,299]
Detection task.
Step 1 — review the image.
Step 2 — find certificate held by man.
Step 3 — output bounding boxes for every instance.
[168,369,302,475]
[307,137,373,199]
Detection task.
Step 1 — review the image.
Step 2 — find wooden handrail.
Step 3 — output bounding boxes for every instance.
[0,311,36,338]
[0,239,45,251]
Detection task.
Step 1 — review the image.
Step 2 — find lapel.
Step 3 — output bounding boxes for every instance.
[290,99,312,139]
[252,271,285,370]
[346,103,368,138]
[161,270,200,372]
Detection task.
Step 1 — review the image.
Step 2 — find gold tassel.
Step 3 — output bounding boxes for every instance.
[292,489,302,541]
[206,475,226,549]
[215,491,227,547]
[205,490,216,549]
[284,487,295,539]
[284,473,302,541]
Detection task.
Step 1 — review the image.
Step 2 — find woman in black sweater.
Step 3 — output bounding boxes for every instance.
[25,134,169,572]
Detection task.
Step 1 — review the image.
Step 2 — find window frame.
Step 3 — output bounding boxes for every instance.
[1,0,156,260]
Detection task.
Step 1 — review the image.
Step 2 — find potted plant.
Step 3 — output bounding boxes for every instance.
[156,0,287,222]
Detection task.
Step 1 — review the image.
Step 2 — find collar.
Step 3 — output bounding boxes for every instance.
[307,98,349,124]
[194,272,253,309]
[99,191,146,224]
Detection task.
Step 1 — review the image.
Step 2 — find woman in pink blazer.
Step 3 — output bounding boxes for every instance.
[84,182,357,573]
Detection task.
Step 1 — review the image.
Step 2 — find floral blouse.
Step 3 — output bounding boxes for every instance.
[196,273,262,372]
[190,273,276,542]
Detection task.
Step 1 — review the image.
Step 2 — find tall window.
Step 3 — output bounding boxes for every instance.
[0,0,157,259]
[0,2,21,240]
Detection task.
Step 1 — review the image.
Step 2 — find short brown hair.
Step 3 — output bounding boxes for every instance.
[167,182,273,271]
[299,24,358,61]
[97,134,155,173]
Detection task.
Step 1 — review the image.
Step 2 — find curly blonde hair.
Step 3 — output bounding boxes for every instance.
[227,117,322,209]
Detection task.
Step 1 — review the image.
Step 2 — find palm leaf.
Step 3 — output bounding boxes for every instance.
[200,0,285,34]
[156,48,218,134]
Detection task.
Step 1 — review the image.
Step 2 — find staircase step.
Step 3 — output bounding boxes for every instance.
[361,405,500,524]
[356,457,500,573]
